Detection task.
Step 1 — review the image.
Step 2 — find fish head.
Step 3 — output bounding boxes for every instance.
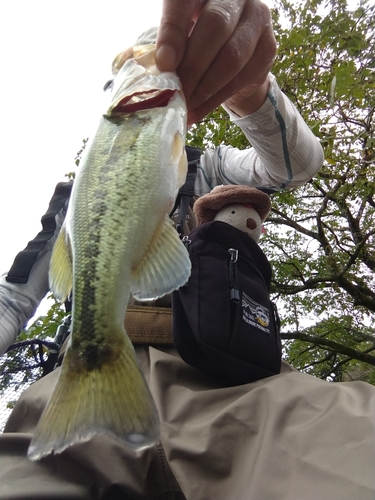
[104,44,183,117]
[103,44,188,193]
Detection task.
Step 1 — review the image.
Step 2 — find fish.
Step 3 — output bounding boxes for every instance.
[28,44,191,461]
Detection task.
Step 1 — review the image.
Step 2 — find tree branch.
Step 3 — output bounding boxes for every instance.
[281,331,375,367]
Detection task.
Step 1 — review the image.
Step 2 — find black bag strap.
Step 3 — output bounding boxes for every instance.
[170,145,201,236]
[6,182,73,284]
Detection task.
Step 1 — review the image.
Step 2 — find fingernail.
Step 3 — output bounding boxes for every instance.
[155,45,177,71]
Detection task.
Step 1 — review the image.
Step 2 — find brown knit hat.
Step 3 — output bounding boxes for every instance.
[193,185,271,226]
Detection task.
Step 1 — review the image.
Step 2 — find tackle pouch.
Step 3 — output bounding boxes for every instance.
[172,220,281,386]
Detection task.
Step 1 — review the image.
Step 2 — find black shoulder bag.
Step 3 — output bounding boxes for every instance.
[172,220,281,386]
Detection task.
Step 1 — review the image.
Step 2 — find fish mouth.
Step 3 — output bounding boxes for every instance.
[105,45,182,117]
[111,89,176,115]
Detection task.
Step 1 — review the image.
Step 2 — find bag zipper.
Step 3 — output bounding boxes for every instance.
[228,248,240,303]
[228,247,268,302]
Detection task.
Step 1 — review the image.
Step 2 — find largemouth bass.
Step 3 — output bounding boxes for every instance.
[28,44,190,461]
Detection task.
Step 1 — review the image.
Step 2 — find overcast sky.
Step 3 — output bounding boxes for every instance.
[0,1,164,274]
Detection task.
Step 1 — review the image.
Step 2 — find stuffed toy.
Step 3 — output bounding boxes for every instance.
[193,185,271,242]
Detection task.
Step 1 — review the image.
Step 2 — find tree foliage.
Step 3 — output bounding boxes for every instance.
[1,0,374,408]
[189,0,375,383]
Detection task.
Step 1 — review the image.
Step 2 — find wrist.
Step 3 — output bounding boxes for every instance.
[224,78,270,117]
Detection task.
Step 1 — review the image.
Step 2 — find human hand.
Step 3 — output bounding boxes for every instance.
[156,0,276,124]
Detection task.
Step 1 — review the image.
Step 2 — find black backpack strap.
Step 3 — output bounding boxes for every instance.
[171,145,201,236]
[6,182,73,284]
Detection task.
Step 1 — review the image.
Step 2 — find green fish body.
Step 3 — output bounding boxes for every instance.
[28,46,190,460]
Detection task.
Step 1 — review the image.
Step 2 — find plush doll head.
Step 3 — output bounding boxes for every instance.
[213,203,263,242]
[193,185,271,243]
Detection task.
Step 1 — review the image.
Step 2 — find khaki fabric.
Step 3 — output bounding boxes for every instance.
[152,351,375,500]
[1,343,375,500]
[0,347,185,500]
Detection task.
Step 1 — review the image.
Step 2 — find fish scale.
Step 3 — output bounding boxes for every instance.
[28,46,190,461]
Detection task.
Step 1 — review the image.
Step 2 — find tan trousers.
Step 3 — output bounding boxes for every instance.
[1,307,375,499]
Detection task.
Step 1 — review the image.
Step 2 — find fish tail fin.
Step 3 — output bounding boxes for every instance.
[28,334,159,461]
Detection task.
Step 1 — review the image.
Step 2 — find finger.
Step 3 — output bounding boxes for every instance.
[187,1,275,112]
[176,0,246,102]
[187,29,275,124]
[156,0,204,72]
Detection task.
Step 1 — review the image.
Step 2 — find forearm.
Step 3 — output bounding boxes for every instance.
[0,254,50,356]
[228,74,323,186]
[0,209,65,356]
[196,73,323,194]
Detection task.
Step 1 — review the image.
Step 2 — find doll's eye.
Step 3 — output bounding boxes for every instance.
[231,210,236,214]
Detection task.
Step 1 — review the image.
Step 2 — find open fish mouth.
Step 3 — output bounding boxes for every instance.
[111,88,176,114]
[105,44,182,117]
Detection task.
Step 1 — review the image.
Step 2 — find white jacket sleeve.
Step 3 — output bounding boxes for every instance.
[195,73,324,196]
[0,208,66,356]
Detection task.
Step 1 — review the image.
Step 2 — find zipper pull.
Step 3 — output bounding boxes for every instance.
[228,248,240,303]
[182,235,191,250]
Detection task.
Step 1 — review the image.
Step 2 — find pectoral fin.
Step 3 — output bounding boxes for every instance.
[131,215,191,300]
[49,224,73,302]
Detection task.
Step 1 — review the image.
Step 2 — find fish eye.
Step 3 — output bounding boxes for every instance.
[231,210,236,214]
[103,79,114,92]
